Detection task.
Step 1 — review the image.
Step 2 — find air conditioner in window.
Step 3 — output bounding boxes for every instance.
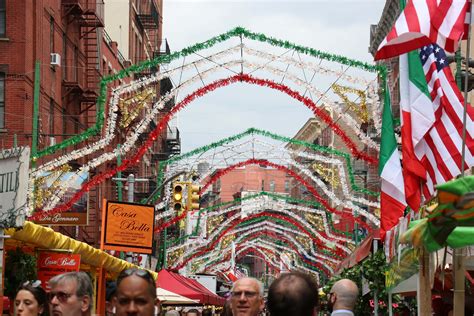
[50,53,61,66]
[49,136,56,146]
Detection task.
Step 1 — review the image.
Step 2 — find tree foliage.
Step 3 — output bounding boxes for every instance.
[4,248,37,299]
[321,249,414,315]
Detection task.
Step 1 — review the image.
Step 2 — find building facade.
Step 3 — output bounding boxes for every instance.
[0,0,175,251]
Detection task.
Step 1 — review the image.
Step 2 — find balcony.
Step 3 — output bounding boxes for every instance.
[62,0,104,27]
[135,1,160,30]
[150,126,181,162]
[153,39,171,59]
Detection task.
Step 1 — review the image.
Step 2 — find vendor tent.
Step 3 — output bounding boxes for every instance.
[156,269,225,306]
[156,288,199,305]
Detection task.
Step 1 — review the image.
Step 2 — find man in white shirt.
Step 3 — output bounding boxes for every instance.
[328,279,359,316]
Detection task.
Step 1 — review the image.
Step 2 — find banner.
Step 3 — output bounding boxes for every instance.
[0,147,30,228]
[34,170,89,225]
[103,201,155,254]
[37,251,81,288]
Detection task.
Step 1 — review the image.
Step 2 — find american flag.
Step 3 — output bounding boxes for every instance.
[375,0,471,60]
[416,43,474,198]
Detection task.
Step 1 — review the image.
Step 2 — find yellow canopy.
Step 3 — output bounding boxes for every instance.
[5,221,157,279]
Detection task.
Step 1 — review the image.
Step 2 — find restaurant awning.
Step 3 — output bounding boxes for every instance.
[335,231,378,274]
[157,287,199,305]
[156,269,225,306]
[5,221,157,279]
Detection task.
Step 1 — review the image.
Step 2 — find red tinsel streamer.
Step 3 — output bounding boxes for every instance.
[204,246,279,275]
[202,231,330,275]
[30,74,377,221]
[173,211,346,271]
[156,158,367,234]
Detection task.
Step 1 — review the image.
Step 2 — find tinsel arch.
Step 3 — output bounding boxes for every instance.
[26,27,386,277]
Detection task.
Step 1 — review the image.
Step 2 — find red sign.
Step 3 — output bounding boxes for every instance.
[37,252,81,287]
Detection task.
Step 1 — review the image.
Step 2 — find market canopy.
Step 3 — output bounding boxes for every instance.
[4,221,157,279]
[156,269,225,306]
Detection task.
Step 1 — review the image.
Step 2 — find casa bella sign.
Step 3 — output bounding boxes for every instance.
[0,147,30,228]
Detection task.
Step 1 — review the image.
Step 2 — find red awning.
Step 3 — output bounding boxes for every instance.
[335,230,379,273]
[156,269,225,306]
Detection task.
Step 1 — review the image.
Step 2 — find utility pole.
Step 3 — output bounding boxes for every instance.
[112,174,149,265]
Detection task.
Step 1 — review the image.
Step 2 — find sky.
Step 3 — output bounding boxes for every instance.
[162,0,386,153]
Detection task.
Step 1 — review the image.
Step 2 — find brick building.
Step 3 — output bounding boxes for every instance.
[0,0,174,248]
[201,164,291,279]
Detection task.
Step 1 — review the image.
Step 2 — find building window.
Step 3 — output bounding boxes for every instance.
[0,72,4,129]
[50,16,54,55]
[269,180,275,192]
[62,32,67,79]
[284,180,290,193]
[49,99,55,135]
[0,0,5,37]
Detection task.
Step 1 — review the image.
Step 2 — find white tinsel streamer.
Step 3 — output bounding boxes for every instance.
[38,52,380,210]
[41,58,246,209]
[169,207,349,262]
[164,136,378,220]
[31,45,242,208]
[239,45,382,134]
[195,221,339,264]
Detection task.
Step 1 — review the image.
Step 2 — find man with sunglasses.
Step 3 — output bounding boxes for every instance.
[48,271,93,316]
[230,277,264,316]
[113,268,159,316]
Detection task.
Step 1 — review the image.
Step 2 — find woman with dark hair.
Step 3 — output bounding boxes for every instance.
[14,280,49,316]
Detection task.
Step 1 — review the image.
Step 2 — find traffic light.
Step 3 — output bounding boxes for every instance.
[187,184,200,210]
[172,182,184,211]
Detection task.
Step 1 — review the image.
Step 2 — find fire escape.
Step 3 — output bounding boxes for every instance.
[62,0,104,126]
[60,0,104,246]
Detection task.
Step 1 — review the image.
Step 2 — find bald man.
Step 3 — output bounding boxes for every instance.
[267,271,319,316]
[230,277,265,316]
[328,279,359,316]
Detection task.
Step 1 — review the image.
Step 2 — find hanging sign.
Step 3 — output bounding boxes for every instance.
[37,251,81,287]
[103,201,155,254]
[0,147,30,228]
[33,171,89,226]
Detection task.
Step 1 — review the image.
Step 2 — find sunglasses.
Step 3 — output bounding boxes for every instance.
[117,269,154,285]
[23,280,42,288]
[48,291,73,303]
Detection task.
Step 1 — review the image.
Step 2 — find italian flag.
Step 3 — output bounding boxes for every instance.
[379,86,407,239]
[399,52,435,211]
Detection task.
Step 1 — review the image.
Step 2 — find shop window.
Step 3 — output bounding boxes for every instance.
[0,72,4,129]
[0,0,5,37]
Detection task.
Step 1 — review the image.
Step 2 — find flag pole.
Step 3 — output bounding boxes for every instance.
[453,2,473,315]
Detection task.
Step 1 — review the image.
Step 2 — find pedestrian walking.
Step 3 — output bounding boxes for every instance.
[14,280,48,316]
[48,271,93,316]
[114,268,159,316]
[267,271,319,316]
[328,279,359,316]
[229,277,264,316]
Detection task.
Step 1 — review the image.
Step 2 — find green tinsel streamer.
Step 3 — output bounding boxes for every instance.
[166,191,351,247]
[34,27,386,164]
[200,227,327,276]
[145,127,378,204]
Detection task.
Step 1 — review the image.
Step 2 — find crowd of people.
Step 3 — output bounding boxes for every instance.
[12,269,359,316]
